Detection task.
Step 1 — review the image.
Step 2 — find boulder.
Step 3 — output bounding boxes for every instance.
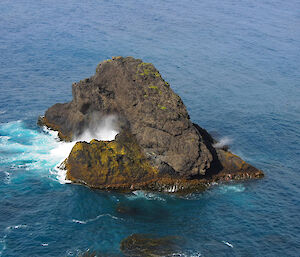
[40,56,263,192]
[65,131,159,190]
[120,234,181,257]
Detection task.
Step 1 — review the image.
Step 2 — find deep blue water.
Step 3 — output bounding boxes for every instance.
[0,0,299,256]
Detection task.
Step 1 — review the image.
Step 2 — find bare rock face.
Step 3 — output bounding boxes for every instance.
[40,56,263,192]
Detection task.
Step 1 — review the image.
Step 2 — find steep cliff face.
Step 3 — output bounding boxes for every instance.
[41,56,263,191]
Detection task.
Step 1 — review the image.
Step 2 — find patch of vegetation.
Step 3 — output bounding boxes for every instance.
[137,62,161,78]
[148,85,158,89]
[164,81,170,87]
[158,104,167,110]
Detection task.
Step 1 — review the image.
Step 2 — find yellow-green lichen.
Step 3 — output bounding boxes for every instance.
[158,105,167,110]
[148,85,158,90]
[65,132,159,188]
[137,62,161,78]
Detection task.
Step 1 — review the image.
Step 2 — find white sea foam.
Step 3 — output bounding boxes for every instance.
[48,141,76,184]
[0,234,7,256]
[4,171,10,184]
[165,185,179,193]
[218,184,245,193]
[47,115,119,183]
[222,241,234,248]
[0,110,6,115]
[0,224,28,255]
[213,136,233,149]
[127,190,166,201]
[0,117,119,184]
[49,166,72,184]
[71,213,120,224]
[0,136,10,142]
[7,224,28,230]
[41,243,48,246]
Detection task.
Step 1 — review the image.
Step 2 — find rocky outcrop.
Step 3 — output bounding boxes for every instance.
[40,56,263,192]
[120,234,181,257]
[65,132,159,190]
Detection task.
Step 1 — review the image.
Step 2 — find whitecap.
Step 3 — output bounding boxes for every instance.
[7,224,28,230]
[71,219,87,224]
[4,171,10,184]
[0,224,27,255]
[222,240,234,248]
[0,110,6,115]
[41,243,48,246]
[71,213,120,224]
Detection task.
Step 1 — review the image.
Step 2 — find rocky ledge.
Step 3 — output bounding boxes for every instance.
[39,56,263,193]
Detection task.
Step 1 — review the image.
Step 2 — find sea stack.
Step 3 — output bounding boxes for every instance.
[39,56,263,192]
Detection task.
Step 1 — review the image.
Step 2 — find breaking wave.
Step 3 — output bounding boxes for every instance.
[0,117,118,184]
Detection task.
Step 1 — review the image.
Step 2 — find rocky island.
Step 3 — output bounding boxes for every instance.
[39,56,263,193]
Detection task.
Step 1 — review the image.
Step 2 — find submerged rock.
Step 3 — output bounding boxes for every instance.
[40,56,263,192]
[120,234,181,257]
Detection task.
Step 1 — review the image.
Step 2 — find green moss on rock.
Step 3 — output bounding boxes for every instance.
[65,132,159,189]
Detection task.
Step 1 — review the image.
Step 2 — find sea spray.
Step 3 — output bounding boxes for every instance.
[0,117,119,184]
[213,136,233,149]
[51,115,119,182]
[76,114,119,142]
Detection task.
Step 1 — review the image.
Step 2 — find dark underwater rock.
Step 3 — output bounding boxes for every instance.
[40,56,263,192]
[120,234,181,257]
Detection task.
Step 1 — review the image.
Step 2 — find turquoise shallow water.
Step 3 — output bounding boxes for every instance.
[0,0,299,256]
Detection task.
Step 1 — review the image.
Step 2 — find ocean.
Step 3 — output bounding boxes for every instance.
[0,0,299,256]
